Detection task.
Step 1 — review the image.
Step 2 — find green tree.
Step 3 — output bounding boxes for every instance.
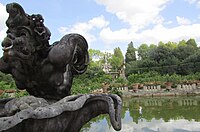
[165,41,177,50]
[89,49,104,61]
[149,44,174,64]
[110,47,124,71]
[137,44,149,60]
[125,42,137,76]
[125,41,136,63]
[174,39,198,62]
[186,38,197,47]
[147,42,179,74]
[88,49,105,69]
[125,61,138,75]
[149,44,157,50]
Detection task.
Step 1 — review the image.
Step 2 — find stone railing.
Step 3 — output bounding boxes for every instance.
[101,83,200,94]
[92,86,129,94]
[112,87,129,92]
[143,85,161,92]
[176,84,197,91]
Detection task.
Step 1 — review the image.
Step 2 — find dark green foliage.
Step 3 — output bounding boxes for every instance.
[174,41,198,61]
[110,47,124,71]
[125,38,200,76]
[186,38,197,47]
[137,44,149,60]
[71,60,113,94]
[124,61,138,76]
[149,44,176,65]
[109,88,122,97]
[14,90,29,98]
[127,71,161,84]
[0,71,29,98]
[0,72,16,90]
[125,42,137,76]
[125,41,136,63]
[127,71,200,85]
[115,77,128,84]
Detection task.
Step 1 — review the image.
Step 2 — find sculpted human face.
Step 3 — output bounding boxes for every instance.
[1,27,35,60]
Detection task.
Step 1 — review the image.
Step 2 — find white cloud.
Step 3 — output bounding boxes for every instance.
[99,23,200,47]
[88,15,109,28]
[185,0,198,4]
[137,24,200,44]
[58,0,200,51]
[96,0,171,31]
[185,0,200,8]
[99,27,134,43]
[0,28,7,41]
[59,26,96,45]
[0,3,8,57]
[0,3,8,42]
[58,15,109,45]
[92,1,200,47]
[176,16,191,25]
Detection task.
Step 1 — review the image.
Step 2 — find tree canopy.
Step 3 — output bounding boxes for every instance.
[110,47,124,71]
[124,38,200,76]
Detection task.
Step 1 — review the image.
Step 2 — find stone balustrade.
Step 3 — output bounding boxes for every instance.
[177,84,197,91]
[106,83,199,94]
[143,85,161,92]
[112,87,129,92]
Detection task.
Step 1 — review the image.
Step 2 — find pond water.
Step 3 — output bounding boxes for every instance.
[81,96,200,132]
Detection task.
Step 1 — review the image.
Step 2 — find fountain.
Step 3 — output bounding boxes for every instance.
[0,3,121,132]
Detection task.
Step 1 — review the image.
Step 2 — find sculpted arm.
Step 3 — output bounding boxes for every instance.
[48,34,89,75]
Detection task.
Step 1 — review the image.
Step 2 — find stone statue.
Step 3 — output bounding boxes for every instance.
[1,2,90,100]
[0,3,122,132]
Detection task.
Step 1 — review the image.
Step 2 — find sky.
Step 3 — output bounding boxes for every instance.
[1,0,200,56]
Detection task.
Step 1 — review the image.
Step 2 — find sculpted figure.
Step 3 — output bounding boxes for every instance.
[0,3,89,100]
[0,3,122,132]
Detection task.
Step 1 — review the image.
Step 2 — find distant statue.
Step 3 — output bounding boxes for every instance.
[139,106,142,115]
[0,3,121,132]
[0,2,89,100]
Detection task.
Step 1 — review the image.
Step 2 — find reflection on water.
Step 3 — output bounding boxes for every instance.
[81,96,200,132]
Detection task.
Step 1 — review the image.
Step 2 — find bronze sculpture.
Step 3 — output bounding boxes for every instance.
[1,3,89,100]
[0,3,122,132]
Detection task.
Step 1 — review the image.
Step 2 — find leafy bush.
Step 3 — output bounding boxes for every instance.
[0,81,16,90]
[71,68,113,94]
[109,88,122,97]
[15,90,29,98]
[115,77,128,84]
[127,71,160,84]
[127,72,200,85]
